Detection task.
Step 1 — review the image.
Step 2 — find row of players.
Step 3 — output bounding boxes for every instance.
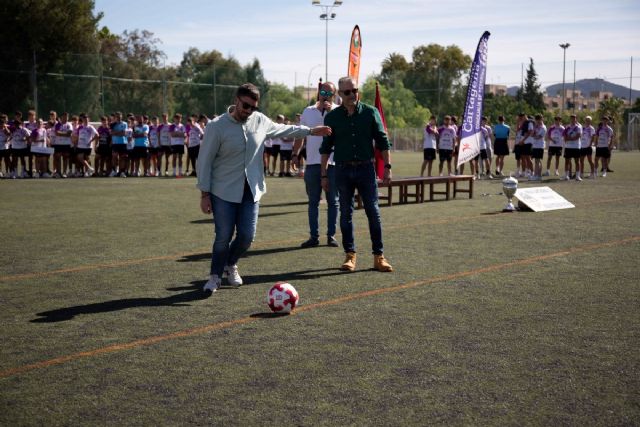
[0,110,211,178]
[0,110,306,179]
[420,113,615,181]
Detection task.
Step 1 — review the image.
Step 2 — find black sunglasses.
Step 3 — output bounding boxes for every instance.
[240,101,259,112]
[319,89,334,97]
[340,88,359,96]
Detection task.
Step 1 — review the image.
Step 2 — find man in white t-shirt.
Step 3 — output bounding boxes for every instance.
[53,112,73,178]
[294,82,340,247]
[169,113,187,177]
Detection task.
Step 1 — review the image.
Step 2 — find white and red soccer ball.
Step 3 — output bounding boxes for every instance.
[267,282,299,314]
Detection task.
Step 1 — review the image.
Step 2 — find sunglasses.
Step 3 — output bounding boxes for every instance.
[319,89,334,97]
[340,88,359,96]
[240,101,259,112]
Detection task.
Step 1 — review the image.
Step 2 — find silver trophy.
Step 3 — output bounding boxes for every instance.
[502,176,518,212]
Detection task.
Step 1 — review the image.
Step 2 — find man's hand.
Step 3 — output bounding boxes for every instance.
[310,126,332,137]
[383,168,392,186]
[321,176,330,192]
[200,193,212,215]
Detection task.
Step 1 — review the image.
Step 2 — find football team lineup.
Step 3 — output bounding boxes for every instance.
[2,234,637,380]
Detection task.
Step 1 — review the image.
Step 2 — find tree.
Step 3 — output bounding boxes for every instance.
[379,53,410,87]
[261,83,307,120]
[360,78,431,129]
[0,0,102,115]
[516,58,545,111]
[598,97,625,146]
[402,44,472,116]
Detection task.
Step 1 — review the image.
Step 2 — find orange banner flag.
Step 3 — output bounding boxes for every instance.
[347,25,361,87]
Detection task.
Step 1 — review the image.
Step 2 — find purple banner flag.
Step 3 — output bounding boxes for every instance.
[457,31,491,168]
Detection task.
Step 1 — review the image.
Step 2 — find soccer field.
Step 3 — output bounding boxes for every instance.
[1,151,639,425]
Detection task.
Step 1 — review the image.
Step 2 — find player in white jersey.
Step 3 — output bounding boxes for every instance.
[75,114,98,176]
[278,116,295,177]
[53,112,73,178]
[579,116,596,178]
[157,113,172,176]
[421,115,438,177]
[26,109,38,176]
[478,117,493,179]
[169,113,187,177]
[0,114,12,177]
[530,114,547,181]
[437,115,456,176]
[147,116,160,176]
[9,119,31,178]
[562,114,582,181]
[594,116,614,177]
[187,114,203,176]
[30,119,50,178]
[545,116,564,176]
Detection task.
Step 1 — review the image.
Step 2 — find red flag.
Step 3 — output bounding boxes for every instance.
[373,82,387,179]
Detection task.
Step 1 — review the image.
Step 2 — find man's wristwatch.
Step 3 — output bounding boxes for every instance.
[384,164,392,170]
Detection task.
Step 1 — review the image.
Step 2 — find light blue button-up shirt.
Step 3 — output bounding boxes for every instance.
[197,108,311,203]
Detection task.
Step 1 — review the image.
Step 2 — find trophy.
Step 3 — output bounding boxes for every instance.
[502,175,518,212]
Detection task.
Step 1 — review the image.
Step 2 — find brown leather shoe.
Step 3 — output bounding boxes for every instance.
[373,254,393,272]
[340,252,357,271]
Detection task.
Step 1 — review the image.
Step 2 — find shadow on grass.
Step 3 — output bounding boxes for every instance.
[176,245,309,263]
[190,210,304,224]
[250,312,291,319]
[259,201,308,208]
[30,281,209,323]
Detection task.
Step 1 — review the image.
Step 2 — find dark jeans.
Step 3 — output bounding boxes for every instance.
[335,161,383,255]
[209,184,259,277]
[304,164,338,239]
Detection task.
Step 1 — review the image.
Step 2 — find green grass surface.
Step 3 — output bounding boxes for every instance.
[1,151,639,425]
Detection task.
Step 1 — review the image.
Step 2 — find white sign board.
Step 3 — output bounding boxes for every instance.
[514,186,574,212]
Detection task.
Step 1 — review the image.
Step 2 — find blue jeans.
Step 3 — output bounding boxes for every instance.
[304,164,338,239]
[209,185,259,277]
[335,161,383,255]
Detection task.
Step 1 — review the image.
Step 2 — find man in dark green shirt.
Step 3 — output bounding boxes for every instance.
[320,76,393,273]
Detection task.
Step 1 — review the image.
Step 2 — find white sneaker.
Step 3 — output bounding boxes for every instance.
[224,264,243,286]
[120,172,127,178]
[575,175,582,182]
[203,274,221,293]
[554,170,559,176]
[602,171,607,177]
[109,170,117,177]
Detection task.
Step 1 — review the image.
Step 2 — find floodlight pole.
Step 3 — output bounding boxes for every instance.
[313,0,342,82]
[559,43,570,113]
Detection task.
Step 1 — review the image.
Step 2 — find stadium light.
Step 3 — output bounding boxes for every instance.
[312,0,343,81]
[559,43,571,113]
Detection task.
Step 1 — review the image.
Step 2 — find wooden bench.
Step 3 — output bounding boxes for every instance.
[357,175,474,208]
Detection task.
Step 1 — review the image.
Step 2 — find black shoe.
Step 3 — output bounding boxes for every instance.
[606,168,614,172]
[279,172,284,177]
[327,236,339,247]
[301,238,320,248]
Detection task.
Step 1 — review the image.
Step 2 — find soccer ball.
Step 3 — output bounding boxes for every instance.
[267,282,299,314]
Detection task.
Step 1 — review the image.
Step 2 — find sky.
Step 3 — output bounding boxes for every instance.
[94,0,640,92]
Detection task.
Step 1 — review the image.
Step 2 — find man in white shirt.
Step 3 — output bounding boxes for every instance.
[293,81,340,248]
[197,83,331,293]
[563,114,583,181]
